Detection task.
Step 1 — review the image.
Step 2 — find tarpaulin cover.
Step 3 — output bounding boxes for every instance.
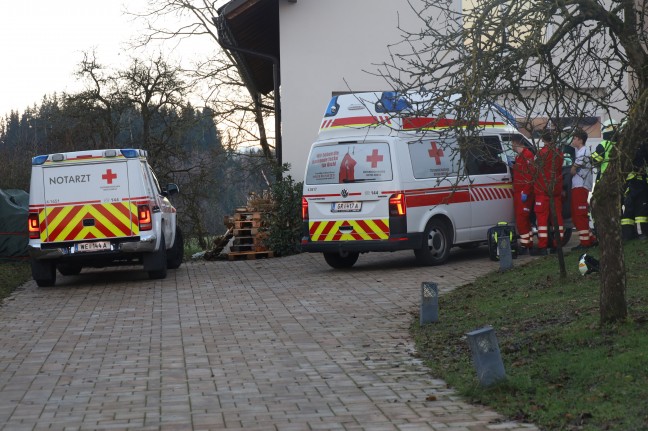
[0,189,29,259]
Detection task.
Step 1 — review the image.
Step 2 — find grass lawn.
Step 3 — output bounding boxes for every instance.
[412,239,648,430]
[0,260,31,302]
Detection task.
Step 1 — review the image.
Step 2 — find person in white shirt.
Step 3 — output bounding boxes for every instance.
[569,129,597,250]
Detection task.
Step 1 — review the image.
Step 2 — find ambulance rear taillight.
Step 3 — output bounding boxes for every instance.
[389,193,406,216]
[138,205,153,231]
[28,213,40,239]
[301,197,309,220]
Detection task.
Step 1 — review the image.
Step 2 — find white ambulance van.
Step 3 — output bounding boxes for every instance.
[28,148,183,286]
[301,91,524,268]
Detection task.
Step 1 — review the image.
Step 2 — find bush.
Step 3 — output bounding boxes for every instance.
[263,165,303,256]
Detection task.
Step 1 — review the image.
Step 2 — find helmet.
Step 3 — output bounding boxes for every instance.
[578,253,600,276]
[601,119,618,134]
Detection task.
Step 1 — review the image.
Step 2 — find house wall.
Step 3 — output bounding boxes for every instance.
[277,0,626,181]
[279,0,431,181]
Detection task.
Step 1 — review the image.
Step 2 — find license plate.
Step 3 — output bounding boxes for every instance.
[75,241,111,253]
[331,201,362,212]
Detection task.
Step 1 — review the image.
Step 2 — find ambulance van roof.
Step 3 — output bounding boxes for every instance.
[317,91,517,140]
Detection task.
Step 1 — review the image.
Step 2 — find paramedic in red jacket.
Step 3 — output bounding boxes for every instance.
[511,136,535,253]
[533,132,564,253]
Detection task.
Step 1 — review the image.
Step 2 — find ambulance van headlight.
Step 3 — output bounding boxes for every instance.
[28,213,40,239]
[138,205,153,231]
[389,193,406,216]
[301,197,309,221]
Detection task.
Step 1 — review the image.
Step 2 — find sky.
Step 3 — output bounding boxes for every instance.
[0,0,219,118]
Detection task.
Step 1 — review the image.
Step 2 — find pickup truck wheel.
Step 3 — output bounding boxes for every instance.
[323,251,359,269]
[31,260,56,287]
[166,226,184,270]
[415,219,452,266]
[58,263,82,276]
[146,235,168,280]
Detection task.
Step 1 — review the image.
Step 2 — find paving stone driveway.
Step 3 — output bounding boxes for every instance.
[0,248,539,431]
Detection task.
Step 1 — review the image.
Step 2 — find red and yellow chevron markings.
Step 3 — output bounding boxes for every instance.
[309,219,390,241]
[39,202,139,242]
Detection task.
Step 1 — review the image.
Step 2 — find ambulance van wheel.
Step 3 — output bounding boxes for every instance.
[31,259,56,287]
[58,263,82,276]
[145,235,168,280]
[415,218,452,266]
[166,226,184,270]
[323,251,359,269]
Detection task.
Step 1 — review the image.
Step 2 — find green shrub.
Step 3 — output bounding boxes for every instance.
[263,165,303,256]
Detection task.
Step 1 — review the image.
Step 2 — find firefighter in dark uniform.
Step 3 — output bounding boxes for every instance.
[621,142,648,241]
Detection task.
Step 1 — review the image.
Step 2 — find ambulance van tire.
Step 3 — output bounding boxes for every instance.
[145,235,168,280]
[31,259,57,287]
[166,226,184,270]
[323,251,359,269]
[58,263,82,276]
[415,218,452,266]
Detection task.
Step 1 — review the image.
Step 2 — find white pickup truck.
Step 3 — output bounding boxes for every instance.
[27,148,183,286]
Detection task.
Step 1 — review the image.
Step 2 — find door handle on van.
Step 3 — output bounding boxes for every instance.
[500,177,510,181]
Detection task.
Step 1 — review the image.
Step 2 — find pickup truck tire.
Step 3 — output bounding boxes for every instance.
[32,259,56,287]
[58,263,82,276]
[166,226,184,270]
[145,235,168,280]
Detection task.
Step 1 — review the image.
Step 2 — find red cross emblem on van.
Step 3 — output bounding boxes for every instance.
[428,141,444,165]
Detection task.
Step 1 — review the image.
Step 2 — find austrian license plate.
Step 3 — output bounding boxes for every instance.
[331,201,362,212]
[75,241,111,253]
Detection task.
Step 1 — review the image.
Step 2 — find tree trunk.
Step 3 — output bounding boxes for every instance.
[549,196,567,278]
[253,94,273,161]
[591,158,627,324]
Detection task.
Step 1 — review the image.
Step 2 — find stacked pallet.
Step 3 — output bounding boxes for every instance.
[228,208,274,261]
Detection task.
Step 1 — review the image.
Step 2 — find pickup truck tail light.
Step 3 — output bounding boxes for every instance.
[138,205,152,231]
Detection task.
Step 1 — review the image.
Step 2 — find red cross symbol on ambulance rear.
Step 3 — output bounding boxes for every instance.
[102,169,117,184]
[428,141,444,165]
[366,149,383,168]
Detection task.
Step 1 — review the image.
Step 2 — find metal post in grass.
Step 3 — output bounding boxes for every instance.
[466,326,506,386]
[420,281,439,326]
[497,235,513,272]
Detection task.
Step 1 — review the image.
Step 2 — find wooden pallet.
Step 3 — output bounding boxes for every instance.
[227,250,275,261]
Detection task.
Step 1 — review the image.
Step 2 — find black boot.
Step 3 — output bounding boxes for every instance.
[622,225,637,241]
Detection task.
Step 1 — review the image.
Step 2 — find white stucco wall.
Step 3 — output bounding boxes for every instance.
[279,0,429,181]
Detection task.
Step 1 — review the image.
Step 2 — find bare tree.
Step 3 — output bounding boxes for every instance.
[69,53,230,241]
[128,0,277,161]
[376,0,648,323]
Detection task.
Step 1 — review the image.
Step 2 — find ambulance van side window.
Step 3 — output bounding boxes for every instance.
[408,138,460,179]
[305,142,393,185]
[464,136,507,176]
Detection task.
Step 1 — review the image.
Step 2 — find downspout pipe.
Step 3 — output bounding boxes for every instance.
[211,16,282,180]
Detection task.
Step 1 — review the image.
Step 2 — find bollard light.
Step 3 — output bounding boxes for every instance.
[497,235,513,272]
[466,326,506,386]
[419,282,439,326]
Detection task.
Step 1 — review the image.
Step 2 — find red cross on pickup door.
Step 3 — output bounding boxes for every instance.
[102,169,118,184]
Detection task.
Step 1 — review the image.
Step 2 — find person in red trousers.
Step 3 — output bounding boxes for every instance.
[532,132,564,255]
[511,136,535,254]
[569,129,597,250]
